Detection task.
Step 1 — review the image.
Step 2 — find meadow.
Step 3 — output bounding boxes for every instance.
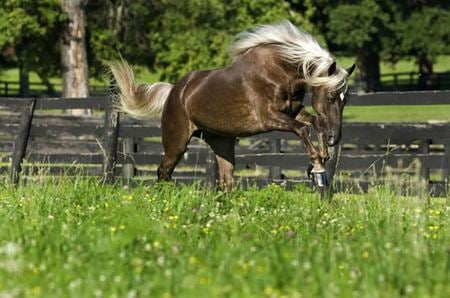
[0,178,448,297]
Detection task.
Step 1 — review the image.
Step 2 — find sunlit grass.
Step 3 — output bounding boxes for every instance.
[0,66,160,86]
[344,105,450,122]
[303,105,450,123]
[0,178,448,297]
[336,55,450,74]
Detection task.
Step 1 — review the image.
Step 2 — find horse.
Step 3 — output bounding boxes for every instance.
[109,20,355,192]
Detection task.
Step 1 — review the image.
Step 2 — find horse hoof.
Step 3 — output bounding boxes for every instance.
[314,171,328,188]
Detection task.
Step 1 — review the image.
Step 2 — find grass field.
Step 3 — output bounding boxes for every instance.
[343,105,450,122]
[0,178,448,297]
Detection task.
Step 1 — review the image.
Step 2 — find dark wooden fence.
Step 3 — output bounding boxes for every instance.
[0,91,449,196]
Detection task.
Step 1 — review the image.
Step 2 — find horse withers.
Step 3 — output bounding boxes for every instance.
[109,21,355,193]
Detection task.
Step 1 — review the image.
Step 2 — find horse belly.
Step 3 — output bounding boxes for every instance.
[189,101,263,137]
[183,69,267,137]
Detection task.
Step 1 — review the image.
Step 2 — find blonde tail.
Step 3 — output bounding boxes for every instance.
[108,60,173,120]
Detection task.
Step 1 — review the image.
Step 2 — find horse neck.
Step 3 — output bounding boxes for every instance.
[233,45,307,97]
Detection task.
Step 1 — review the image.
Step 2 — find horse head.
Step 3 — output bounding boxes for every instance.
[311,62,356,146]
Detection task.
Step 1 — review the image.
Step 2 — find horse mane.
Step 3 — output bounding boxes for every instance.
[228,20,347,91]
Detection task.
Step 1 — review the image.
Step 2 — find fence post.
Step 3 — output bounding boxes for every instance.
[205,150,218,189]
[269,138,282,180]
[10,98,36,184]
[418,139,431,196]
[324,145,341,198]
[121,137,136,183]
[102,105,119,183]
[445,141,450,195]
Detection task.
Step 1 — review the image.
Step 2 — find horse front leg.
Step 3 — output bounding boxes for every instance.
[265,111,331,197]
[265,112,325,173]
[296,109,329,163]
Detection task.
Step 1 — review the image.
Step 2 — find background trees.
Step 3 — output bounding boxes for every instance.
[324,0,449,91]
[0,0,449,94]
[0,0,62,96]
[148,0,314,81]
[393,4,450,89]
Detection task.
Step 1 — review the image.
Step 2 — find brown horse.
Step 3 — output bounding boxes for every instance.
[110,21,355,191]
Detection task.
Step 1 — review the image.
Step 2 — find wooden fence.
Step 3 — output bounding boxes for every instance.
[0,91,449,196]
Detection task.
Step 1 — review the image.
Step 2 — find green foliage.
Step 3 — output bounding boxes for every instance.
[396,7,450,62]
[86,0,158,78]
[326,1,449,65]
[0,0,63,77]
[327,0,390,52]
[0,179,448,296]
[150,0,314,81]
[1,0,449,84]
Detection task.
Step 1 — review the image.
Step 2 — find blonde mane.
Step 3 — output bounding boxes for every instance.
[228,20,348,91]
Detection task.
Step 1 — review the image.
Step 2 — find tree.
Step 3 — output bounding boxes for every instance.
[0,0,62,96]
[60,0,90,100]
[85,0,158,78]
[393,5,450,89]
[326,0,392,91]
[147,0,315,82]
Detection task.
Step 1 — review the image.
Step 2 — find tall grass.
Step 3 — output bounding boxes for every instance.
[0,178,448,297]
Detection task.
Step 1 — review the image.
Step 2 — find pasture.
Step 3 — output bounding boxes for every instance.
[0,178,448,297]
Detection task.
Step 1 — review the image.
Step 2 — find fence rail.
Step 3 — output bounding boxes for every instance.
[0,91,449,196]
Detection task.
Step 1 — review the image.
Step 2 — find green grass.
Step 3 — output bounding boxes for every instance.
[302,105,450,123]
[336,55,450,74]
[0,66,160,86]
[0,178,448,297]
[0,69,106,86]
[344,105,450,122]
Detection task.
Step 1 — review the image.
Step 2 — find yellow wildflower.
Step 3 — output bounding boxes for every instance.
[189,256,198,265]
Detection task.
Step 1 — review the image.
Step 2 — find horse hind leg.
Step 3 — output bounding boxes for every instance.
[157,116,193,182]
[203,133,236,192]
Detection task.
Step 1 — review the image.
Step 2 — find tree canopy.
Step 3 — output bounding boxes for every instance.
[0,0,62,78]
[0,0,448,91]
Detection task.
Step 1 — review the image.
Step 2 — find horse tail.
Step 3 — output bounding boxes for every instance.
[109,60,173,120]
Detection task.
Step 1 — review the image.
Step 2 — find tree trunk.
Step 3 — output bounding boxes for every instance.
[19,62,29,97]
[418,56,433,90]
[356,51,381,92]
[60,0,90,115]
[17,46,30,97]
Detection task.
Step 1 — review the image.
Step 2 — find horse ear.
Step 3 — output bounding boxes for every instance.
[346,63,356,76]
[328,61,337,76]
